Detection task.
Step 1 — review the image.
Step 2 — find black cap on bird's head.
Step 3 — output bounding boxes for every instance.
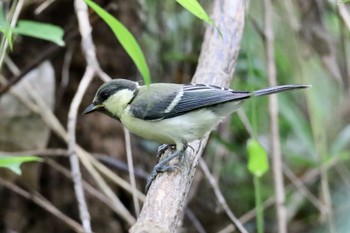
[82,79,138,115]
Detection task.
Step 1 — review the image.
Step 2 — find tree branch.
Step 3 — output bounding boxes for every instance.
[263,0,287,232]
[130,0,245,232]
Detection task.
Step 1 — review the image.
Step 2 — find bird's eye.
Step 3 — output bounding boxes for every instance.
[100,90,110,101]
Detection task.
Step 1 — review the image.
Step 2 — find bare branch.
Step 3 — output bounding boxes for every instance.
[199,159,248,233]
[124,128,141,216]
[67,66,95,233]
[263,0,287,232]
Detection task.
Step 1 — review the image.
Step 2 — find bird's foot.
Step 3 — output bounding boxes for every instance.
[145,149,184,193]
[157,144,175,158]
[145,163,181,192]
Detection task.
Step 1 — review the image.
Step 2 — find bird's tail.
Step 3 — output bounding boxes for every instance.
[253,84,311,97]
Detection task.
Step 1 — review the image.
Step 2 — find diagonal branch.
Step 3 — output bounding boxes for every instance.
[199,159,248,233]
[130,0,246,232]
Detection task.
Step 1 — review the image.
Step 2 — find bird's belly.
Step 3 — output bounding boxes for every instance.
[120,109,221,145]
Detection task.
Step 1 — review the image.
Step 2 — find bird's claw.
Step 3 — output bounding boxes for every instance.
[145,164,181,192]
[145,148,186,193]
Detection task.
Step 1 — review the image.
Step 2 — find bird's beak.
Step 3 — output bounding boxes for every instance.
[82,103,104,115]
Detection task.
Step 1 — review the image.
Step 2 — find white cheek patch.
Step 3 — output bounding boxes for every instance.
[104,89,135,117]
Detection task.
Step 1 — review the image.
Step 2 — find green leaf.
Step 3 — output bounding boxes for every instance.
[84,0,151,85]
[176,0,213,25]
[247,139,269,177]
[13,20,65,46]
[0,156,42,175]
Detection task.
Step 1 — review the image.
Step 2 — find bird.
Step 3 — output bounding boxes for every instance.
[83,78,310,191]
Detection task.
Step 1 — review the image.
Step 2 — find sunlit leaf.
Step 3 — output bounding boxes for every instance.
[176,0,213,25]
[247,139,269,177]
[13,20,65,46]
[0,156,42,175]
[84,0,151,85]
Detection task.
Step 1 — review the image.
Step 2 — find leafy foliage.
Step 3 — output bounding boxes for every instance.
[84,0,151,85]
[0,11,64,49]
[176,0,213,25]
[13,20,65,46]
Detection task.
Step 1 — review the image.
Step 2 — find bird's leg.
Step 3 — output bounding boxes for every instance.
[157,144,175,158]
[145,144,187,192]
[179,144,194,163]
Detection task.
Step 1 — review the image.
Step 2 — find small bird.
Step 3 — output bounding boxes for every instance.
[83,78,310,191]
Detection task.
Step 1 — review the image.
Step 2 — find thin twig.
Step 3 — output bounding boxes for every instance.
[86,150,145,201]
[282,164,325,212]
[124,128,141,216]
[76,147,137,225]
[67,66,95,233]
[58,42,75,103]
[4,55,21,75]
[199,159,248,233]
[46,159,128,215]
[94,154,148,179]
[263,0,287,232]
[237,109,254,137]
[0,177,84,233]
[184,209,207,233]
[34,0,55,14]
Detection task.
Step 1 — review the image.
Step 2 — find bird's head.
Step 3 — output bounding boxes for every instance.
[82,79,139,118]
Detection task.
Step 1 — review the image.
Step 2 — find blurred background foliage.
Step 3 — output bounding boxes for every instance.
[0,0,350,232]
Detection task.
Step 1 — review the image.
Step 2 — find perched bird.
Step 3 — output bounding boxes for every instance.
[83,78,310,191]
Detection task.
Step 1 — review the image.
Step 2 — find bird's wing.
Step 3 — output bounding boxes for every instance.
[130,83,251,120]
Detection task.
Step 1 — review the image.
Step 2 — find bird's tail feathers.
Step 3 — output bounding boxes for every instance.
[253,84,311,97]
